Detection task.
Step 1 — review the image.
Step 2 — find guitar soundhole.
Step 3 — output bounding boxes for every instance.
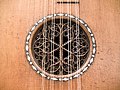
[31,18,90,75]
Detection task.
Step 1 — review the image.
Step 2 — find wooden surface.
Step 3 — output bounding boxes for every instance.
[0,0,120,90]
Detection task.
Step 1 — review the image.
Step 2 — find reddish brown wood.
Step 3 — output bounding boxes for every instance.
[0,0,120,90]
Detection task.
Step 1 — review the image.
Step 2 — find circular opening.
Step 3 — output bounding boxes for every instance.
[26,14,96,81]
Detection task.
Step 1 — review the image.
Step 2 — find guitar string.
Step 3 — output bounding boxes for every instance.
[47,0,49,89]
[75,0,81,89]
[39,2,44,90]
[60,0,63,89]
[75,0,78,90]
[47,0,50,89]
[45,0,47,89]
[42,0,43,89]
[79,0,81,90]
[78,0,82,90]
[76,0,80,90]
[67,0,68,88]
[51,0,53,90]
[60,0,62,88]
[71,0,72,88]
[62,0,63,88]
[69,0,70,89]
[70,0,72,89]
[67,0,70,89]
[44,0,46,90]
[51,0,53,89]
[77,0,79,89]
[79,0,81,89]
[53,0,55,89]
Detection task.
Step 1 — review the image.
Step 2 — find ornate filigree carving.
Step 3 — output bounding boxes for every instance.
[32,18,90,75]
[26,14,96,81]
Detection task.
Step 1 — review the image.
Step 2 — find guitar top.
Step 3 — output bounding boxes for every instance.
[0,0,120,90]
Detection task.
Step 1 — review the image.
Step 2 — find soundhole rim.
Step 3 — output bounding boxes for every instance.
[25,14,96,81]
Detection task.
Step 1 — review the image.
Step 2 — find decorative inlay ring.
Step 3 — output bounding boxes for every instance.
[25,13,96,81]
